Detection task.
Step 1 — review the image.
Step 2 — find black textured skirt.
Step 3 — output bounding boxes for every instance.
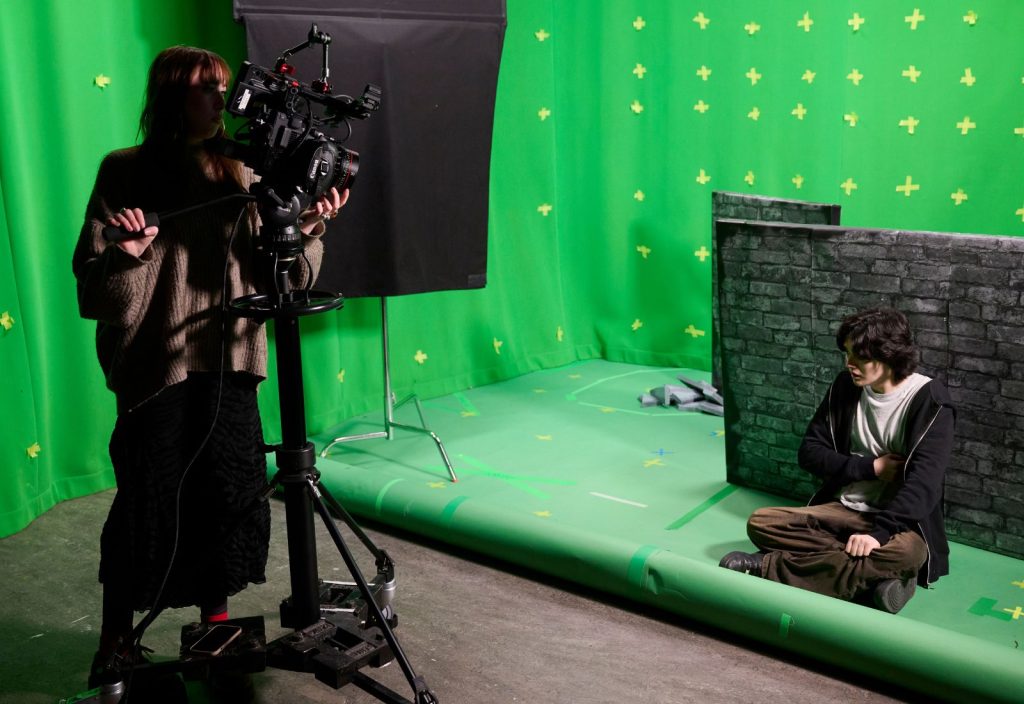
[99,372,270,610]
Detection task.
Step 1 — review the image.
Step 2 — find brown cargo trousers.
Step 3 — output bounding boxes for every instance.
[747,501,928,600]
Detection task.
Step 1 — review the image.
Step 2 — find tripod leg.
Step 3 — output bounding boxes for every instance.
[304,476,437,703]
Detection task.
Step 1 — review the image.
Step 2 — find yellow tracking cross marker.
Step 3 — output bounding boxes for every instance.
[414,350,428,364]
[840,178,858,196]
[951,189,968,206]
[896,176,920,197]
[538,107,551,121]
[631,100,644,114]
[693,12,710,30]
[801,70,816,84]
[696,169,711,185]
[899,116,920,135]
[94,74,111,88]
[634,63,647,79]
[535,29,550,42]
[694,100,710,113]
[957,117,976,135]
[961,68,976,87]
[905,8,926,30]
[847,69,864,86]
[695,246,710,262]
[745,67,762,85]
[644,458,665,468]
[696,65,712,81]
[747,107,761,121]
[633,16,646,31]
[844,113,859,127]
[634,190,645,202]
[848,13,865,31]
[744,171,755,186]
[637,245,652,259]
[797,12,813,32]
[744,21,761,36]
[963,11,978,25]
[631,319,643,331]
[902,65,922,83]
[792,103,807,120]
[537,203,553,216]
[792,174,804,189]
[685,325,706,338]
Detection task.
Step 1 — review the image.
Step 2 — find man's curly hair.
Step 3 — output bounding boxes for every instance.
[835,307,918,382]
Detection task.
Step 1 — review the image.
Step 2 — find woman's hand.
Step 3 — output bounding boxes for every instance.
[299,187,349,235]
[109,207,159,258]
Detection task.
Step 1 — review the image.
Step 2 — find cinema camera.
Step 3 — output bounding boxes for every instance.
[216,23,382,258]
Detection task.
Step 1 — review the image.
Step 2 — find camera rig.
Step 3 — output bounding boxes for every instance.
[216,23,382,260]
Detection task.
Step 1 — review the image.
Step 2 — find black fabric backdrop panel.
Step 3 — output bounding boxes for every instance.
[234,1,506,297]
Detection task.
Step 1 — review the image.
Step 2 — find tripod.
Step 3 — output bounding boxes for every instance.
[320,297,458,483]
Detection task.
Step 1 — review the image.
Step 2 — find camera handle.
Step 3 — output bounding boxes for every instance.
[276,23,334,94]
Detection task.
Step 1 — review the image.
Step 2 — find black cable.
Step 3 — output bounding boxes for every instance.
[120,203,249,702]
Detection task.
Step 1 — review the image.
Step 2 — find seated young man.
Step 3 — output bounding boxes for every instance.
[719,307,955,613]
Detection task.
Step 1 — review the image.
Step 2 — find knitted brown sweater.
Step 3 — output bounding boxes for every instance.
[73,147,325,413]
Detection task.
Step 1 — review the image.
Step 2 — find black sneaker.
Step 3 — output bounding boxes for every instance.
[873,577,917,613]
[718,551,764,577]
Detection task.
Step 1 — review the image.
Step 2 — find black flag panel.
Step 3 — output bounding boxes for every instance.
[233,0,507,297]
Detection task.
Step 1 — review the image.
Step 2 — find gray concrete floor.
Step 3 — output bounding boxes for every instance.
[0,491,917,704]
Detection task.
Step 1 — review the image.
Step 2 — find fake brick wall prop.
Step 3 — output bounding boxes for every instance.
[713,217,1024,561]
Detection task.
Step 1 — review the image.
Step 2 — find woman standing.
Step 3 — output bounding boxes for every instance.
[73,45,346,686]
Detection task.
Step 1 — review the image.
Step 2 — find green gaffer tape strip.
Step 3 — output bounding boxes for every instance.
[440,496,470,525]
[374,478,405,516]
[779,613,794,639]
[664,484,739,530]
[627,545,662,590]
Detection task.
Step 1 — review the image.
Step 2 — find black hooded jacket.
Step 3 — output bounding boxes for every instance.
[798,371,955,586]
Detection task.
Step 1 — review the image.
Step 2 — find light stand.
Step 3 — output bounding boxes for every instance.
[320,297,458,483]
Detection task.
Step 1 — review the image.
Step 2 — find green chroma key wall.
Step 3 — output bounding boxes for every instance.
[2,0,1024,536]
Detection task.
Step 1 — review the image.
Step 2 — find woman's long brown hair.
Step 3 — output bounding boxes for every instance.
[139,45,244,187]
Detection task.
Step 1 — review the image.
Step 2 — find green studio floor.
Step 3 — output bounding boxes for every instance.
[311,360,1024,703]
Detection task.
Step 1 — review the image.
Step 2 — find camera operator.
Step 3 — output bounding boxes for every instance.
[71,45,347,689]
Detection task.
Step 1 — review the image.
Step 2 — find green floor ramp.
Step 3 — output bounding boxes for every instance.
[303,360,1024,703]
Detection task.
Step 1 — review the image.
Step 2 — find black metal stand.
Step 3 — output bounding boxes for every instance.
[226,277,438,704]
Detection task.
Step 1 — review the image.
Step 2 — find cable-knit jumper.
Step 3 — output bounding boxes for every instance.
[73,147,324,413]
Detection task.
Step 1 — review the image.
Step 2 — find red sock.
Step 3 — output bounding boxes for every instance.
[204,611,229,623]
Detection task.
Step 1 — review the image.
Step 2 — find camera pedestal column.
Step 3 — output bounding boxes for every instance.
[231,274,438,703]
[320,297,458,483]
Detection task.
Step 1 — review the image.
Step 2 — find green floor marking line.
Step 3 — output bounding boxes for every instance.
[968,597,1014,621]
[440,496,470,525]
[374,478,405,515]
[627,545,661,589]
[453,392,480,416]
[455,454,576,499]
[779,613,794,639]
[664,484,740,530]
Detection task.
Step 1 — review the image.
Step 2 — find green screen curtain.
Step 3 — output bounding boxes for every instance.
[3,0,1023,537]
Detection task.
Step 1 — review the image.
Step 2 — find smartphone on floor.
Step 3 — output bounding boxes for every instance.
[189,624,243,656]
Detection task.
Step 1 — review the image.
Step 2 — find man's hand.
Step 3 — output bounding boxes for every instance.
[873,453,905,482]
[845,533,881,557]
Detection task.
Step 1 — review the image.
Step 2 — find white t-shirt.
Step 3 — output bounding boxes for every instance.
[839,372,932,512]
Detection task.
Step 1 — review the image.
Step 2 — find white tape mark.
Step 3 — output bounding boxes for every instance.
[589,492,648,508]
